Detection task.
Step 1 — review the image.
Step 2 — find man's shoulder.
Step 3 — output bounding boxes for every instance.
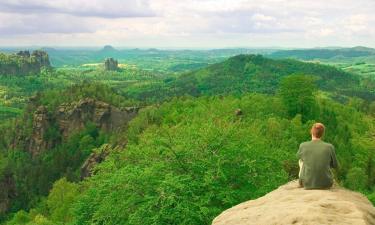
[300,140,335,149]
[299,141,311,147]
[321,141,335,149]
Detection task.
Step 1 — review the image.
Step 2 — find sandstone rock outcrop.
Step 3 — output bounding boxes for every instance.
[80,144,113,179]
[0,172,16,216]
[56,98,137,138]
[15,98,138,156]
[0,50,50,75]
[104,58,119,71]
[212,181,375,225]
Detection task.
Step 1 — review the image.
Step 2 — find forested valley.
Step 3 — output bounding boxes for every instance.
[0,48,374,225]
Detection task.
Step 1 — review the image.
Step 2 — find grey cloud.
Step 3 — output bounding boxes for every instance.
[0,14,95,36]
[0,0,156,18]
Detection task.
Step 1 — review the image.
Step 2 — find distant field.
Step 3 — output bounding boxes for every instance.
[339,63,375,79]
[0,105,22,120]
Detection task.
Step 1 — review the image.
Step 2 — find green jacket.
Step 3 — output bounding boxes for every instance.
[297,140,338,189]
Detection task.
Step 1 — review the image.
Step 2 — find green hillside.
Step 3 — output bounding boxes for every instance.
[126,54,373,102]
[270,46,375,60]
[2,90,374,225]
[0,53,374,225]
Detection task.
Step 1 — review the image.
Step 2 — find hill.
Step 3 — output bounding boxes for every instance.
[128,54,374,102]
[269,47,375,62]
[2,91,374,224]
[212,181,375,225]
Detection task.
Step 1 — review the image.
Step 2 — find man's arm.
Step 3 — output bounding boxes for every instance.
[296,144,303,159]
[330,145,338,169]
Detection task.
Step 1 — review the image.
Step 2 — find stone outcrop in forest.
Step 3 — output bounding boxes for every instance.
[0,50,50,75]
[104,57,119,71]
[0,173,16,216]
[212,181,375,225]
[80,144,113,179]
[13,98,138,157]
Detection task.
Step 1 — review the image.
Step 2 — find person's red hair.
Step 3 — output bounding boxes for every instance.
[311,123,325,138]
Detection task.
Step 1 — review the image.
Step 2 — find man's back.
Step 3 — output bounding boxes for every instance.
[297,140,338,189]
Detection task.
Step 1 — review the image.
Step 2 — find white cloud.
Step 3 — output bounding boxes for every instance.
[0,0,374,47]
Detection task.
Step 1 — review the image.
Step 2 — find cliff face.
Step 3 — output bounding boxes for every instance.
[0,50,50,75]
[0,173,16,216]
[14,98,138,156]
[104,58,119,71]
[212,181,375,225]
[2,98,138,215]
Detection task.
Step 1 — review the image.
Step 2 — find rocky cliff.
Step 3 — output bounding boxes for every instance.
[104,58,119,71]
[2,97,138,216]
[0,50,50,75]
[0,172,16,217]
[212,181,375,225]
[14,98,138,156]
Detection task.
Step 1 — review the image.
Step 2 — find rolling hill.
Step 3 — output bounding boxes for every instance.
[127,54,374,102]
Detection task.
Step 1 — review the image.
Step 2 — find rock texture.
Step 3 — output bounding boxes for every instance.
[104,58,119,71]
[56,98,136,138]
[80,144,113,179]
[28,106,55,156]
[15,98,138,156]
[0,50,50,75]
[212,181,375,225]
[0,173,16,216]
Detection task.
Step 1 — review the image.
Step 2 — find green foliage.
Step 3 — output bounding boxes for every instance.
[270,47,375,61]
[6,210,31,225]
[345,167,368,191]
[46,178,79,223]
[0,51,50,77]
[3,92,374,225]
[367,192,375,205]
[71,95,292,225]
[279,75,318,122]
[1,50,375,224]
[38,82,134,111]
[2,122,108,220]
[125,54,370,103]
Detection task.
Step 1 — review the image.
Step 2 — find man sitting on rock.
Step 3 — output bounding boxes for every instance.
[297,123,338,189]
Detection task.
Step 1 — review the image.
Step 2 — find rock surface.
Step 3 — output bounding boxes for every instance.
[0,173,16,216]
[104,58,119,71]
[55,98,137,138]
[212,181,375,225]
[0,50,50,75]
[80,144,113,179]
[14,98,138,156]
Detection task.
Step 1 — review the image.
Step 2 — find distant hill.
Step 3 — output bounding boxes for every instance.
[130,54,369,101]
[187,54,359,92]
[38,46,275,71]
[101,45,117,51]
[269,46,375,61]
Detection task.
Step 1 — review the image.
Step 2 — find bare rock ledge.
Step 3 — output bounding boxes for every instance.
[212,181,375,225]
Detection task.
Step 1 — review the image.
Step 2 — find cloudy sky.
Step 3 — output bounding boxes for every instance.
[0,0,374,48]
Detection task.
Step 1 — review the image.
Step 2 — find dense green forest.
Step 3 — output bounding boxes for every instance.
[270,46,375,62]
[0,49,374,224]
[0,51,50,76]
[125,54,375,103]
[1,46,274,72]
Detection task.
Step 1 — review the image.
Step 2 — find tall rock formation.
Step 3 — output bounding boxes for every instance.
[212,181,375,225]
[13,98,138,157]
[0,172,16,217]
[0,50,50,75]
[104,58,119,71]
